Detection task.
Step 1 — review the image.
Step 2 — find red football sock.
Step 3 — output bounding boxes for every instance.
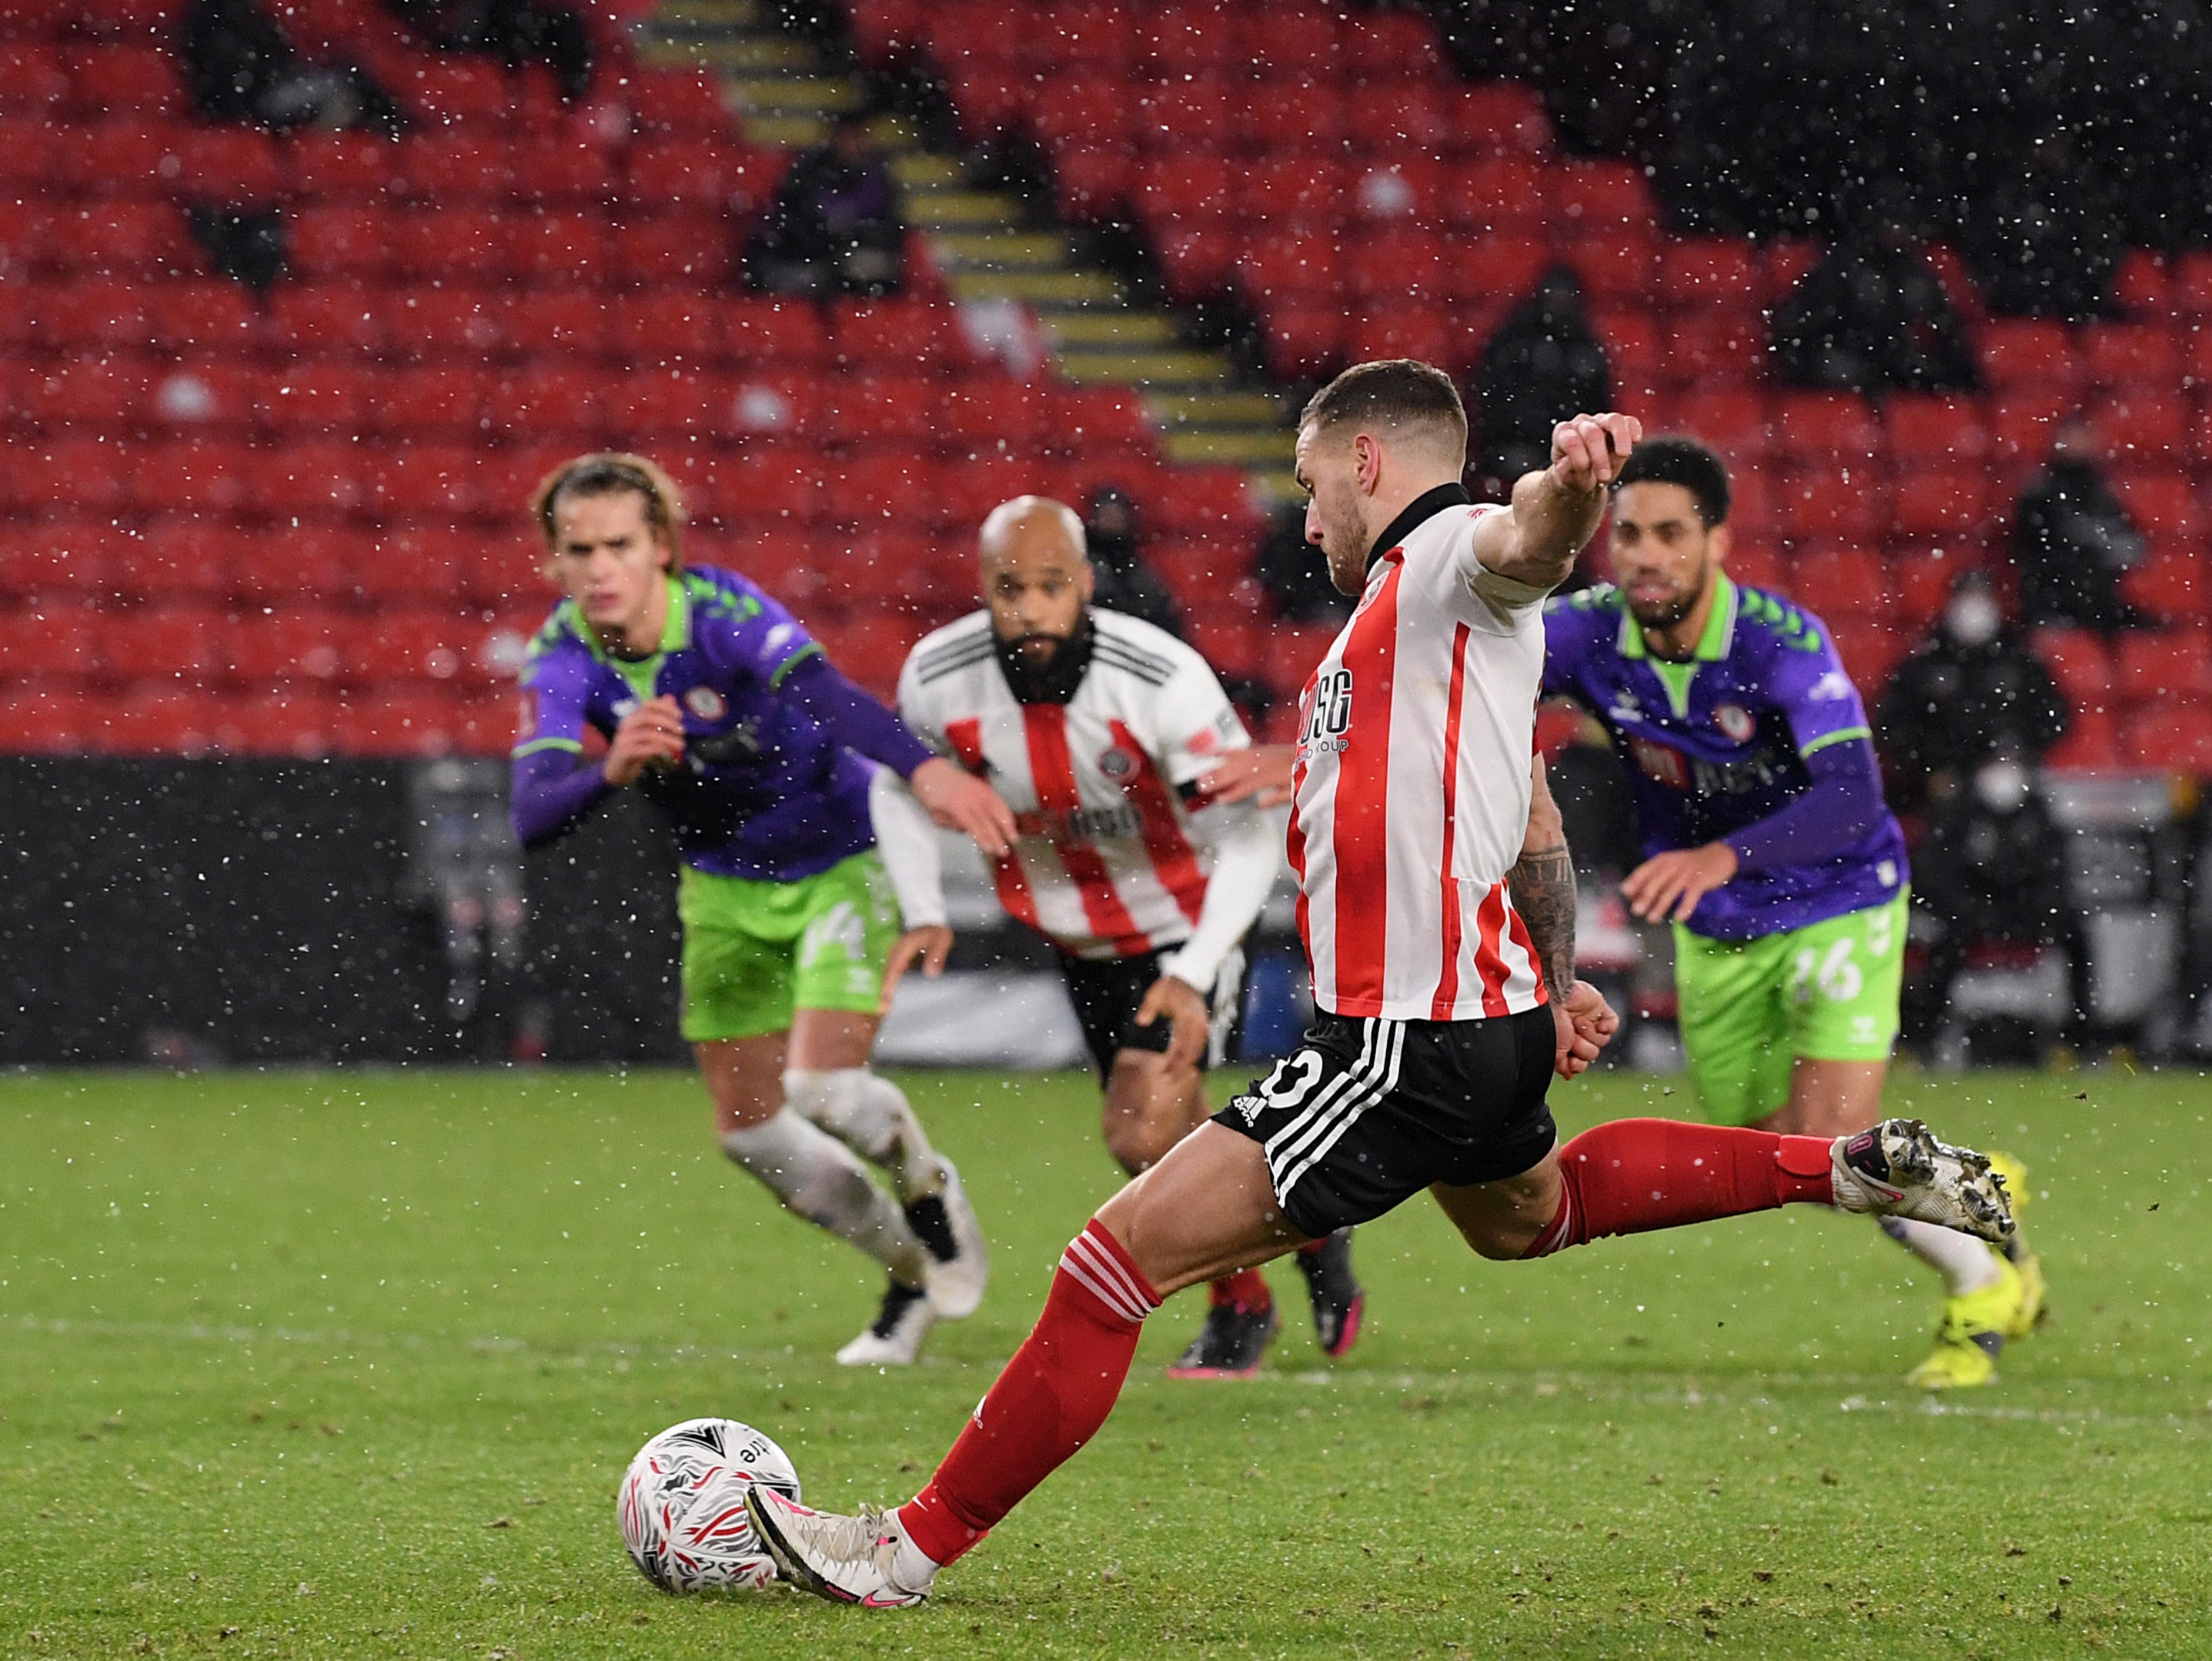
[897,1219,1159,1566]
[1208,1267,1271,1311]
[1522,1118,1836,1258]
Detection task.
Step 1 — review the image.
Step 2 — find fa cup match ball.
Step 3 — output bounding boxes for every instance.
[616,1418,800,1592]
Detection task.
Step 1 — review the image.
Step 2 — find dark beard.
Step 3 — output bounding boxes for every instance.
[994,615,1094,704]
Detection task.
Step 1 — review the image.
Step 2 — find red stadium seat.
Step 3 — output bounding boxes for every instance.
[222,523,362,604]
[1451,81,1549,157]
[212,690,342,757]
[382,286,508,359]
[511,137,618,205]
[130,437,247,518]
[1241,155,1351,229]
[1132,151,1235,232]
[1775,392,1882,470]
[1658,311,1766,386]
[1445,232,1548,311]
[288,205,398,280]
[1443,157,1545,234]
[941,376,1049,452]
[53,121,176,196]
[834,299,963,370]
[1775,468,1887,542]
[1883,394,1992,469]
[1238,228,1341,304]
[1350,225,1448,302]
[286,130,407,202]
[44,196,185,274]
[2044,704,2119,771]
[1142,4,1242,76]
[29,276,155,351]
[1559,234,1656,306]
[172,127,285,202]
[1346,305,1452,369]
[1235,8,1340,82]
[1028,79,1131,155]
[2122,697,2212,776]
[727,296,829,367]
[0,42,72,115]
[1263,299,1348,380]
[373,363,490,439]
[1790,546,1893,620]
[22,353,154,430]
[1656,238,1759,312]
[0,686,93,755]
[620,138,780,219]
[259,438,373,520]
[2120,550,2209,627]
[1664,388,1770,464]
[2115,470,2198,554]
[633,67,733,138]
[91,687,226,756]
[501,288,610,356]
[1977,319,2081,394]
[226,607,348,685]
[2083,322,2180,388]
[1987,389,2071,466]
[1890,470,1992,539]
[256,360,376,435]
[2030,628,2113,710]
[0,599,103,677]
[607,210,728,289]
[99,603,222,682]
[1053,144,1136,221]
[1242,80,1348,153]
[111,520,228,602]
[2117,630,2212,702]
[483,365,605,440]
[369,443,487,520]
[507,210,610,283]
[148,279,262,356]
[336,687,469,756]
[389,206,510,282]
[269,281,387,354]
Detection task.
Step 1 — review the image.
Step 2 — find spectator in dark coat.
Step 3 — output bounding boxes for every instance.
[1770,223,1977,395]
[1469,266,1609,485]
[182,0,403,133]
[2012,414,2147,636]
[1254,502,1350,625]
[1082,486,1183,638]
[1877,570,2070,812]
[747,113,906,299]
[1904,748,2084,1051]
[382,0,595,102]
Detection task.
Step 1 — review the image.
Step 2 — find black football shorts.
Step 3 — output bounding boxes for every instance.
[1214,1005,1558,1238]
[1056,944,1248,1084]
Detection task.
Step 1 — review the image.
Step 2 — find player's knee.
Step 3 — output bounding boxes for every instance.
[782,1066,850,1125]
[1101,1111,1178,1175]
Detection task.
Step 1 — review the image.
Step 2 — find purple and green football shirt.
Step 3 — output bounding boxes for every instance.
[513,566,876,882]
[1541,575,1908,941]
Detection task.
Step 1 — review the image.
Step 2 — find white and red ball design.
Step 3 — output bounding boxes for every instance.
[617,1418,800,1593]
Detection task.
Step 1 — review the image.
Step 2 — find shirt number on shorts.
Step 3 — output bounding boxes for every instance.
[1789,937,1863,1004]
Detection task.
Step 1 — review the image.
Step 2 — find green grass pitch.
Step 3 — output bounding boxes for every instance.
[3,1064,2209,1659]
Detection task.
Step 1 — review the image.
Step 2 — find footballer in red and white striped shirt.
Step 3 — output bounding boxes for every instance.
[874,495,1362,1375]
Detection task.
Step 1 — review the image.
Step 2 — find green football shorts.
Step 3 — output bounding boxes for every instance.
[675,851,899,1043]
[1671,888,1909,1128]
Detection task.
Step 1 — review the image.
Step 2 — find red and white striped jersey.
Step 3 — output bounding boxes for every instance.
[1289,493,1552,1021]
[898,609,1252,960]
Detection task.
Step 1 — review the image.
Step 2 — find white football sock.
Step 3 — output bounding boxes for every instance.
[1880,1215,2006,1297]
[720,1109,931,1286]
[889,1518,941,1593]
[784,1068,944,1203]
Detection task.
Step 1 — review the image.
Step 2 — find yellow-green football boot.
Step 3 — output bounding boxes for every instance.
[1907,1255,2027,1390]
[1983,1151,2047,1338]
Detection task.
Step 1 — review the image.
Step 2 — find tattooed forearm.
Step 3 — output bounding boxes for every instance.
[1509,841,1578,998]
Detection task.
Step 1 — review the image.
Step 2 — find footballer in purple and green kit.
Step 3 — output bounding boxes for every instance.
[1542,433,2045,1393]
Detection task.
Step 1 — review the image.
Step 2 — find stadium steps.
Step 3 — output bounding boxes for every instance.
[633,0,1301,501]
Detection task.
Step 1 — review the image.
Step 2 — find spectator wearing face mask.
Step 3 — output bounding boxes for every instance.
[1904,747,2086,1058]
[1877,570,2071,814]
[1081,486,1184,639]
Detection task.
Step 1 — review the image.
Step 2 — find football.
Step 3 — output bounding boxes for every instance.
[616,1417,802,1593]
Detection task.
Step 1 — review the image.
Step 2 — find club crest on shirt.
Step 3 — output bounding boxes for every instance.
[1096,744,1135,780]
[1714,703,1755,741]
[684,686,727,722]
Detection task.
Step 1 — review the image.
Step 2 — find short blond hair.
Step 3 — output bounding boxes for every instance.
[531,453,686,569]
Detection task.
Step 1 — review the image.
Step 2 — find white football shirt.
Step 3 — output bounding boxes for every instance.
[1290,493,1552,1021]
[898,608,1256,961]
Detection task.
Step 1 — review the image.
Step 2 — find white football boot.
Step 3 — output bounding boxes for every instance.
[906,1158,989,1320]
[1829,1118,2014,1243]
[745,1486,934,1608]
[836,1279,935,1366]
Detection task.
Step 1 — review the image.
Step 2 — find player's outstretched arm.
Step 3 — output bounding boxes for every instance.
[1510,754,1619,1078]
[1473,413,1642,592]
[868,767,958,1012]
